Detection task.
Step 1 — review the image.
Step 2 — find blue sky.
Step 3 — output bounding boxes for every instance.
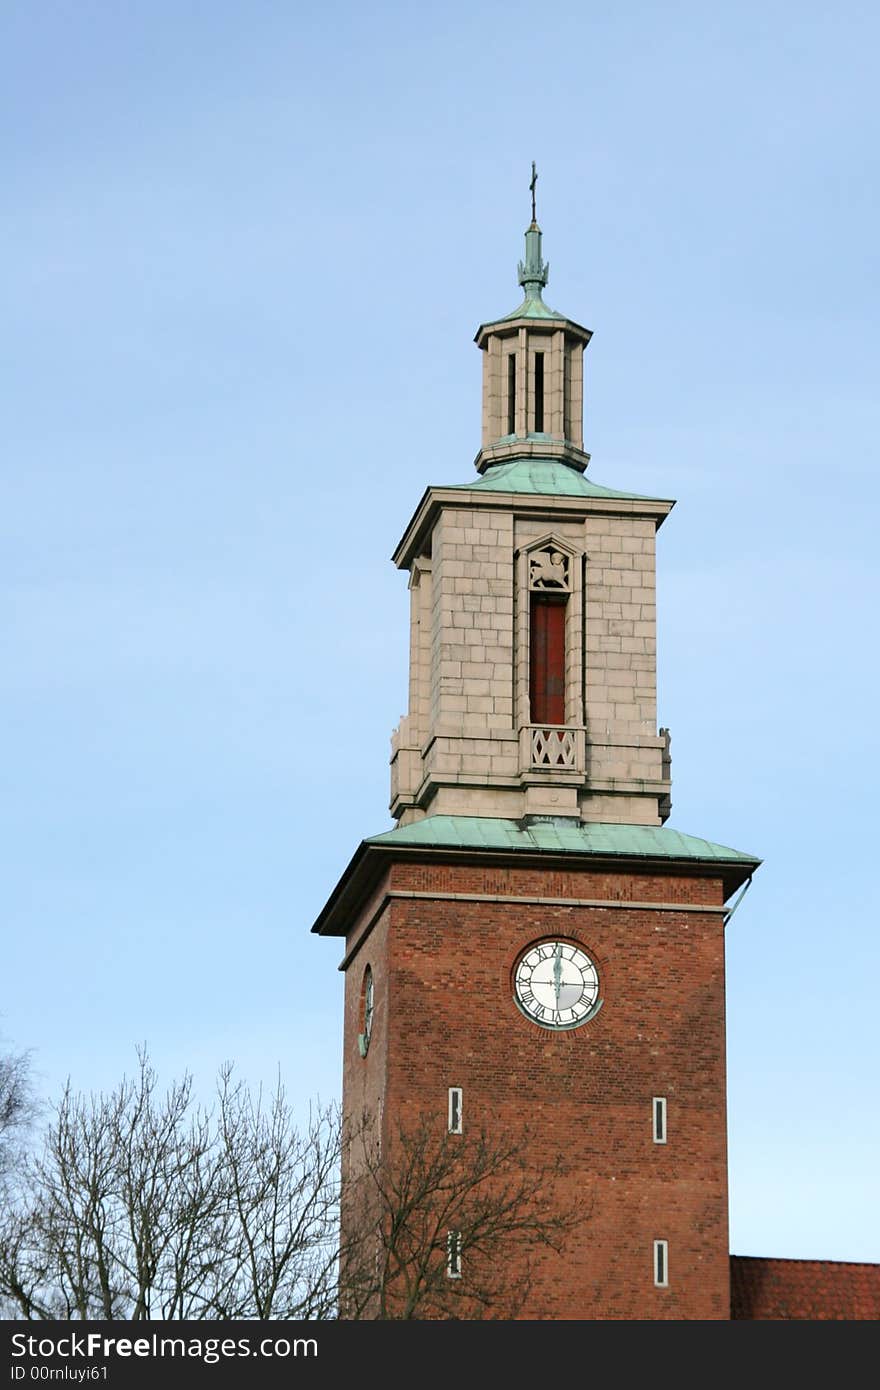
[2,1,878,1263]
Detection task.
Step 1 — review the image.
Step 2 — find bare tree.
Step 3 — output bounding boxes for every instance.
[339,1113,578,1320]
[1,1056,579,1321]
[210,1064,340,1319]
[0,1048,35,1185]
[0,1052,340,1320]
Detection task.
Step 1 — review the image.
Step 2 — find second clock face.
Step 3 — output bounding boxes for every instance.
[514,941,600,1030]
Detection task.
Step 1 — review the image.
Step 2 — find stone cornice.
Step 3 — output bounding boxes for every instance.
[392,484,675,570]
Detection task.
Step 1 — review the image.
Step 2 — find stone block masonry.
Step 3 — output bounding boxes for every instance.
[390,489,673,826]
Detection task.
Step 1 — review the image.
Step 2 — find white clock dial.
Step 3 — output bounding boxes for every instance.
[514,941,600,1031]
[358,967,374,1057]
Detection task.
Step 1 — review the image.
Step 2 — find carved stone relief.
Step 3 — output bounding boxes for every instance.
[528,547,571,591]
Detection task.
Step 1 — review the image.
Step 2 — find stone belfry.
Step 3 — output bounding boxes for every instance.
[390,191,672,828]
[314,176,759,1320]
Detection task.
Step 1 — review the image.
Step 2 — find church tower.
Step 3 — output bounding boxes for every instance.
[313,182,760,1319]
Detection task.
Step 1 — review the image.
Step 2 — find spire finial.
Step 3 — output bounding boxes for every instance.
[518,163,549,298]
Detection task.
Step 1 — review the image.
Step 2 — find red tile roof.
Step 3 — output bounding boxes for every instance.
[731,1255,880,1320]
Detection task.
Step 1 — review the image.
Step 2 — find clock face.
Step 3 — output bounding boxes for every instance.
[360,967,374,1055]
[364,970,374,1033]
[514,941,600,1030]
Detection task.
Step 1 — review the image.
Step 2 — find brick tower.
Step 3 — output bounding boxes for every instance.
[313,189,760,1319]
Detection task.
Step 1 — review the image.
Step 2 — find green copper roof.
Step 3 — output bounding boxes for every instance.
[446,457,669,502]
[499,293,567,322]
[366,816,760,866]
[312,816,761,933]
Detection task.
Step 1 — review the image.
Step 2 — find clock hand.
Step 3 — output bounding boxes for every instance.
[553,943,563,1010]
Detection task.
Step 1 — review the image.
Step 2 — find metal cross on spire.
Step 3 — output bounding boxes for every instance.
[518,162,549,296]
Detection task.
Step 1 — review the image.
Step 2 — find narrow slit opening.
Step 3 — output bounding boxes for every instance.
[448,1087,462,1134]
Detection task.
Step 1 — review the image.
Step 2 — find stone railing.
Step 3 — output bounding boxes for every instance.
[520,725,584,773]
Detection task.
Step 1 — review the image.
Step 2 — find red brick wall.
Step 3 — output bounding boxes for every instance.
[341,855,730,1320]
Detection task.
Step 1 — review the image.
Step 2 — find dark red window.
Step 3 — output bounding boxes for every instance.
[529,597,566,724]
